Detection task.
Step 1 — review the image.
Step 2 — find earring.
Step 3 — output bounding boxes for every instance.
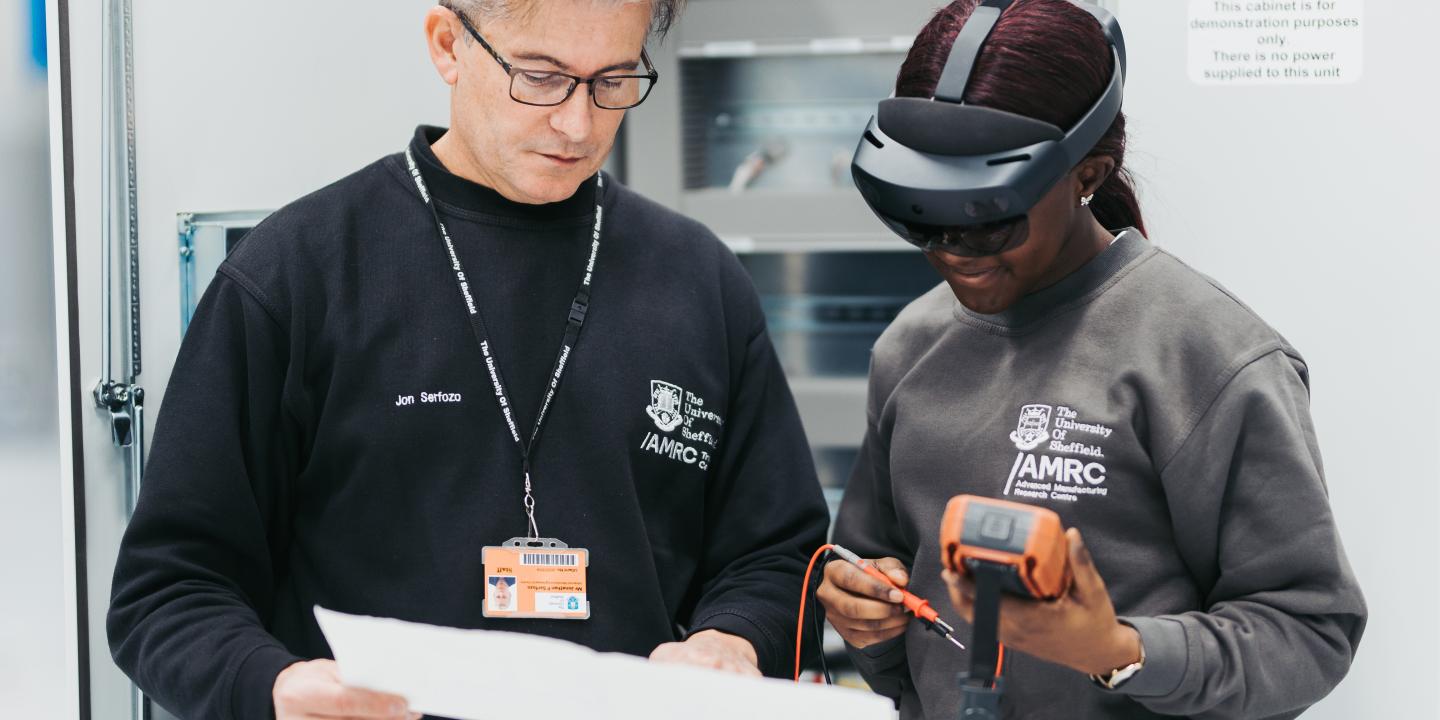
[1080,194,1094,207]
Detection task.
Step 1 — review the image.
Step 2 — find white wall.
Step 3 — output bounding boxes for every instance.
[1118,1,1439,716]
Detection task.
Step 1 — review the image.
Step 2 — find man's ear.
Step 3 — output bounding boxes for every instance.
[425,6,463,86]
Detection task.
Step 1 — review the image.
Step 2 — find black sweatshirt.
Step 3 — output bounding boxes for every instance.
[108,126,829,720]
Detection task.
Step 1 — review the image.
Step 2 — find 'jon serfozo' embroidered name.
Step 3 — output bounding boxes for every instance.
[395,391,463,406]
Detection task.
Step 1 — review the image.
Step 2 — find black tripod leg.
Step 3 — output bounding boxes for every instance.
[958,562,1007,719]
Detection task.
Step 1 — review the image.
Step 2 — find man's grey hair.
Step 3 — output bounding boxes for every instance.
[442,0,685,40]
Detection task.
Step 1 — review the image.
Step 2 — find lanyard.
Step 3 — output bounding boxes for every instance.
[404,147,604,539]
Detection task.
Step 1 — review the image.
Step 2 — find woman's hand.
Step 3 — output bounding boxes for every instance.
[942,528,1141,676]
[817,556,912,649]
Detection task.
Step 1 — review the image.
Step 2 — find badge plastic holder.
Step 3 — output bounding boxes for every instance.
[482,537,591,620]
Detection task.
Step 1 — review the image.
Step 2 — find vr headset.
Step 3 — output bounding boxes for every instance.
[850,0,1127,256]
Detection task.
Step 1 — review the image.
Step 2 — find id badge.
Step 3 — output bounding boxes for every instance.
[481,537,590,620]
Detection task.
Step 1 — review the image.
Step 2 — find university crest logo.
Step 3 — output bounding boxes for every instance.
[646,380,685,432]
[1009,404,1053,451]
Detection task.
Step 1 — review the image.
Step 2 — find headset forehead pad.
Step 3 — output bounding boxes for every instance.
[877,97,1063,157]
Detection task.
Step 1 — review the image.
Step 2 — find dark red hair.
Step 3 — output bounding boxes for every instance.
[896,0,1145,234]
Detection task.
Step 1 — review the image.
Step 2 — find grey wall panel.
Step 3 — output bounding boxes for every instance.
[2,0,69,716]
[55,2,447,718]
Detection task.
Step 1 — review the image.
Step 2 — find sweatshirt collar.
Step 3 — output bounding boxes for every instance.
[956,229,1153,331]
[409,125,597,221]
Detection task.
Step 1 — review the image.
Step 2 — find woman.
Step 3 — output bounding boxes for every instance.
[817,1,1366,718]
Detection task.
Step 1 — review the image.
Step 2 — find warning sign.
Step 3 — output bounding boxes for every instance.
[1188,0,1364,85]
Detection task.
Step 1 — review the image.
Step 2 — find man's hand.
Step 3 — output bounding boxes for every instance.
[273,659,420,720]
[942,528,1142,676]
[816,556,911,649]
[649,629,762,677]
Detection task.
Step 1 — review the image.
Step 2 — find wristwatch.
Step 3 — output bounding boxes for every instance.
[1090,632,1146,690]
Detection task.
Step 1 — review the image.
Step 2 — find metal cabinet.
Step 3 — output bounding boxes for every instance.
[625,0,945,520]
[621,0,948,680]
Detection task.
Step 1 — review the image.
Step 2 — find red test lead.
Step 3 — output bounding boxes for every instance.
[829,544,966,651]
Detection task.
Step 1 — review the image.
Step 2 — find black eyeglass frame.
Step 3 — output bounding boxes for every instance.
[453,10,659,110]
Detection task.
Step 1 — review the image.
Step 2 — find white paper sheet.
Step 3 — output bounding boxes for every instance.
[314,606,894,720]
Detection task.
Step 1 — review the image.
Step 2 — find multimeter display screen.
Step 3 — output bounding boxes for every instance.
[959,504,1035,555]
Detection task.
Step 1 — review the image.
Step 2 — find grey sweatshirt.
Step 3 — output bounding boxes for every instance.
[833,231,1366,719]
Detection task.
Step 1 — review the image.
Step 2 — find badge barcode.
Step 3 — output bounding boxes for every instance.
[521,552,578,567]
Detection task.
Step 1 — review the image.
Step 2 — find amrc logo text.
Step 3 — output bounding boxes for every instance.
[1001,403,1112,504]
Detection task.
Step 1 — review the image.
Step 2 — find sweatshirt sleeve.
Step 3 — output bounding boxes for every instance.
[107,268,305,720]
[686,279,831,678]
[830,357,915,702]
[1111,349,1367,718]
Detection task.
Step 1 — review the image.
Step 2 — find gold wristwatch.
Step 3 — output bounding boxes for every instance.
[1090,633,1146,690]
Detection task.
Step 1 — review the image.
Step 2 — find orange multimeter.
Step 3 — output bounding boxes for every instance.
[940,495,1074,718]
[939,495,1071,601]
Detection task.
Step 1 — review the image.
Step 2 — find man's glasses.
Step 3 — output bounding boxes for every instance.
[454,11,658,110]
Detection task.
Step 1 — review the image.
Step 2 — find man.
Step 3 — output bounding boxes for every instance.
[106,2,829,718]
[488,577,514,611]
